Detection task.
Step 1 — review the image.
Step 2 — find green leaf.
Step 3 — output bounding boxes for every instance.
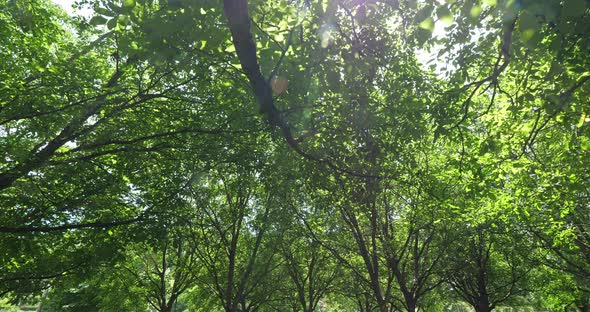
[89,16,107,26]
[521,29,536,43]
[470,4,482,18]
[436,6,453,26]
[107,17,118,30]
[117,15,129,26]
[577,114,587,128]
[123,0,136,9]
[562,0,587,17]
[414,5,434,23]
[225,44,235,53]
[419,17,435,31]
[519,11,538,35]
[95,7,116,17]
[415,28,432,45]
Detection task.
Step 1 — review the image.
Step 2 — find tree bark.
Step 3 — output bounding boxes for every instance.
[473,297,493,312]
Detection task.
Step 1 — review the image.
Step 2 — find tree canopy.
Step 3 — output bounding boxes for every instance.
[1,0,589,311]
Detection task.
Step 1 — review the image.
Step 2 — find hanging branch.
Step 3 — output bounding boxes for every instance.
[222,0,380,179]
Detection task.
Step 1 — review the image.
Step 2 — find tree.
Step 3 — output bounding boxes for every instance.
[0,0,250,297]
[278,221,339,312]
[122,234,200,312]
[444,221,532,312]
[188,166,279,312]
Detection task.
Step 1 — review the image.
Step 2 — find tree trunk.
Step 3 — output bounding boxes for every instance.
[376,299,388,312]
[405,299,416,312]
[473,300,492,312]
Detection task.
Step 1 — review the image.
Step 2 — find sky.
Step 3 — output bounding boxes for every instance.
[52,0,92,17]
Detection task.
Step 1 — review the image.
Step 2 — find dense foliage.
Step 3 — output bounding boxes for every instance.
[1,0,589,311]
